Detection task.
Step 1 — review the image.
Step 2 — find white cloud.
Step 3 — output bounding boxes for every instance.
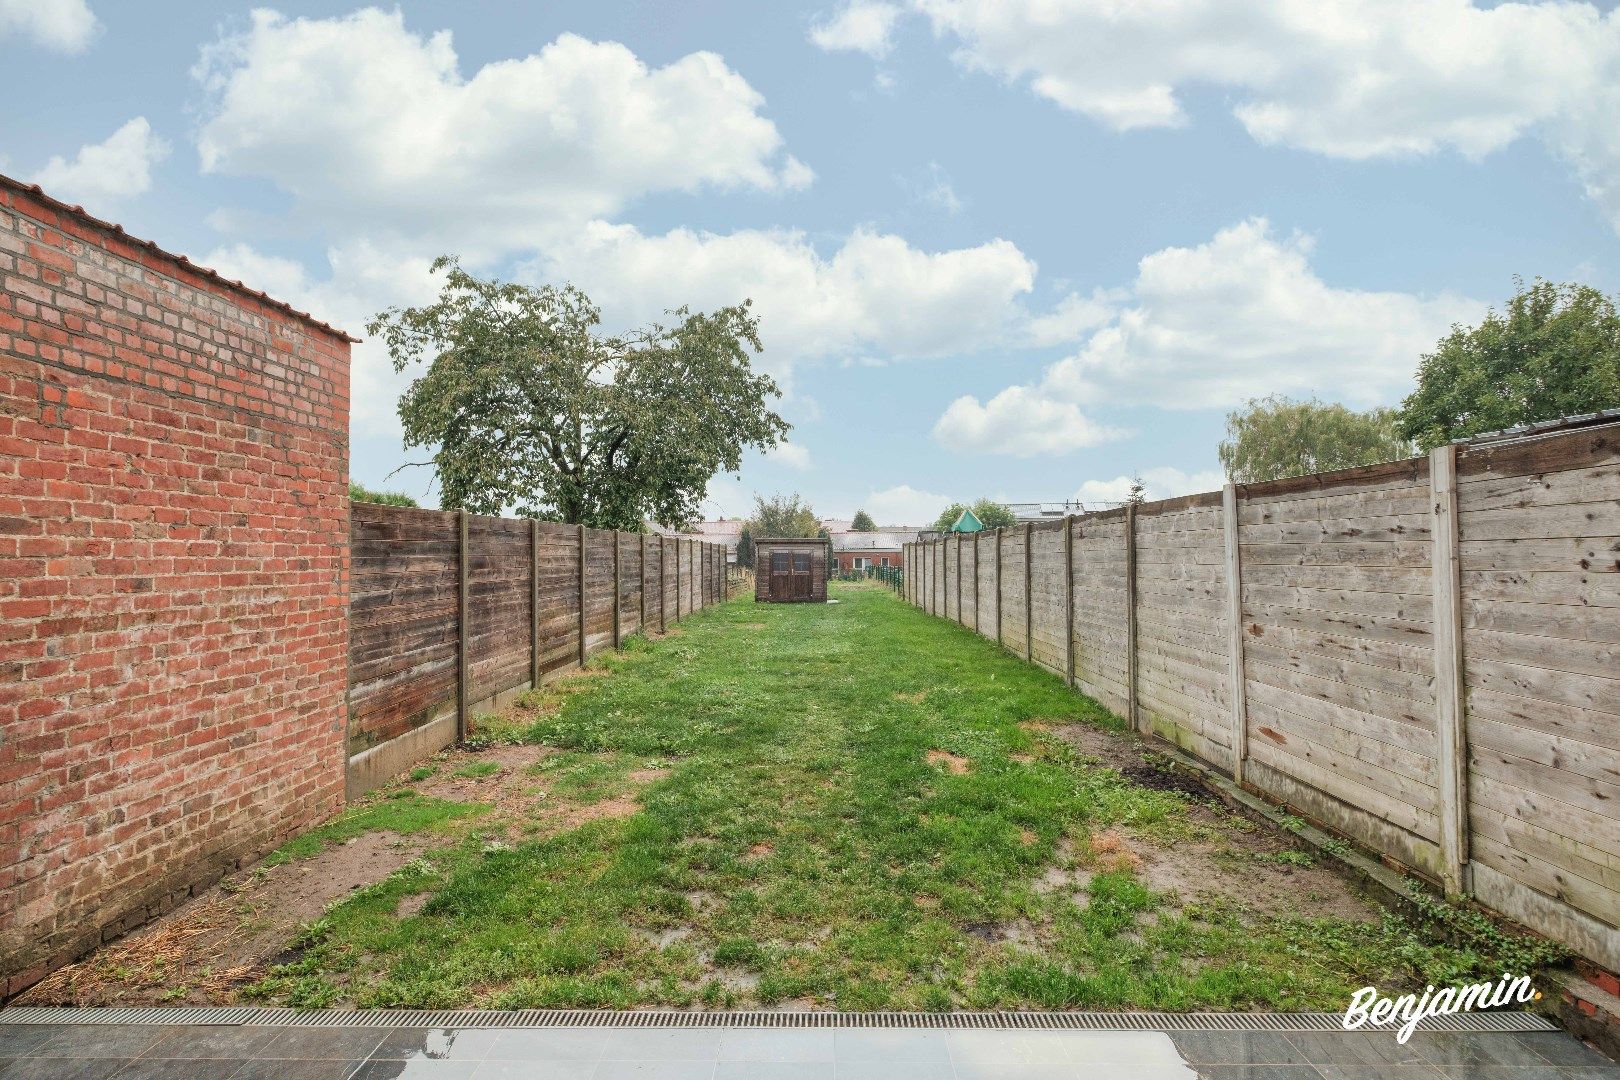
[525,221,1038,383]
[768,442,812,470]
[1074,466,1224,507]
[193,8,810,251]
[934,385,1125,456]
[911,0,1620,230]
[909,161,962,214]
[863,483,952,526]
[1023,288,1123,347]
[1040,218,1478,410]
[0,0,97,52]
[30,118,167,208]
[810,2,903,59]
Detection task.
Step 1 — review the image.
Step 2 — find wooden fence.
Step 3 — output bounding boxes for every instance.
[906,418,1620,972]
[348,504,727,797]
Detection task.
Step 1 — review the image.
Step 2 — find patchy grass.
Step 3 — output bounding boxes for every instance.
[246,585,1558,1010]
[264,795,485,866]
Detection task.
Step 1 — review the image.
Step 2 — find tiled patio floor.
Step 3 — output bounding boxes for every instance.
[1,1022,1616,1078]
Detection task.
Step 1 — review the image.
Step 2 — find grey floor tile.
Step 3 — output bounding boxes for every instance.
[227,1061,364,1080]
[596,1028,725,1062]
[486,1029,610,1062]
[715,1030,835,1064]
[469,1061,596,1080]
[351,1060,481,1079]
[834,1063,955,1080]
[1170,1033,1314,1066]
[948,1064,1084,1080]
[114,1059,250,1079]
[144,1025,280,1060]
[1052,1031,1184,1065]
[259,1029,388,1061]
[33,1026,169,1059]
[713,1063,831,1080]
[591,1062,718,1079]
[0,1027,60,1056]
[1408,1033,1557,1069]
[0,1059,132,1079]
[370,1029,502,1062]
[946,1031,1066,1066]
[1313,1067,1446,1079]
[1426,1068,1569,1079]
[1198,1068,1327,1080]
[1285,1032,1427,1067]
[1514,1034,1618,1068]
[832,1029,950,1063]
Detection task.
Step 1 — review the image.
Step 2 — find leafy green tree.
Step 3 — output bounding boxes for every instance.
[1398,279,1620,450]
[349,482,417,507]
[368,258,789,529]
[749,493,820,537]
[1218,395,1412,484]
[851,509,877,531]
[736,526,754,570]
[932,498,1018,532]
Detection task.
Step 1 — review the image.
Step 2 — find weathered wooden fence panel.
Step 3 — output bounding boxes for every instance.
[903,418,1620,973]
[347,507,722,798]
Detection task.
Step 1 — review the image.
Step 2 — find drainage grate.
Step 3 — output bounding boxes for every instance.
[0,1007,1557,1032]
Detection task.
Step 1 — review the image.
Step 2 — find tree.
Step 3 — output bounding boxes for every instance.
[736,526,754,570]
[1397,279,1620,450]
[349,482,417,507]
[1218,395,1412,484]
[851,509,877,531]
[748,493,819,537]
[1126,477,1147,505]
[932,498,1018,532]
[368,258,789,529]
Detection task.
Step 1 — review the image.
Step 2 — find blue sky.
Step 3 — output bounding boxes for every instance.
[4,0,1619,524]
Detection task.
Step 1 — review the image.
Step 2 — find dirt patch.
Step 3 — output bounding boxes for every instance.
[893,691,928,704]
[19,830,428,1007]
[745,842,774,860]
[926,750,970,774]
[550,795,642,830]
[1034,720,1380,924]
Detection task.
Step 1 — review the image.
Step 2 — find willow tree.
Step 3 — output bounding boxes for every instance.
[369,258,788,529]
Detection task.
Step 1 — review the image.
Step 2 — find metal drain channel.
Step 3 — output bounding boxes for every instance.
[0,1007,1557,1032]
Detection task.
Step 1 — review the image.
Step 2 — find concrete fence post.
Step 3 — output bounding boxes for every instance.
[1430,443,1471,896]
[973,532,981,635]
[1063,515,1075,687]
[1222,484,1249,785]
[612,531,622,648]
[660,536,668,632]
[994,528,1004,646]
[956,532,964,626]
[1125,503,1139,735]
[577,524,588,666]
[1023,522,1033,663]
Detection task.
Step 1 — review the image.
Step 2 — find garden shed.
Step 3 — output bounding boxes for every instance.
[754,537,830,603]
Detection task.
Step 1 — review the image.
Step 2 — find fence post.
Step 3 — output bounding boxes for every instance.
[639,533,647,631]
[1430,443,1471,896]
[576,524,589,667]
[955,532,963,625]
[1222,484,1249,785]
[1023,522,1033,663]
[530,518,540,689]
[1125,503,1139,735]
[612,531,622,648]
[994,528,1004,646]
[973,532,980,635]
[660,536,668,632]
[457,508,470,743]
[1063,515,1075,688]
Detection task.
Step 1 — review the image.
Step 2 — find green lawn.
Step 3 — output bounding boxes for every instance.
[250,583,1558,1010]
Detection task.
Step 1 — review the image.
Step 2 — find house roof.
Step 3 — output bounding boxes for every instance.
[1,172,359,342]
[831,530,915,551]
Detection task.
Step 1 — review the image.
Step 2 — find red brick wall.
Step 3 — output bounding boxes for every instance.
[0,180,352,996]
[837,549,902,570]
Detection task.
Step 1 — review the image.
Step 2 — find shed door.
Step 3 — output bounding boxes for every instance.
[790,551,812,599]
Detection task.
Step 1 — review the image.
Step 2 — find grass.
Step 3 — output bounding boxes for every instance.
[263,794,486,866]
[250,583,1561,1010]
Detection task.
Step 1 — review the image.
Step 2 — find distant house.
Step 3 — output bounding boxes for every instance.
[833,529,917,571]
[651,518,746,564]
